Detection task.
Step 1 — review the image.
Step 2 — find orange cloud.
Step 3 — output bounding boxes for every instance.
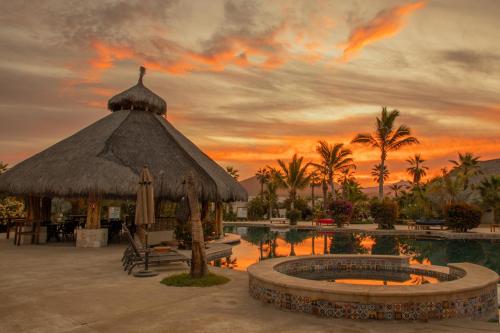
[340,1,426,62]
[86,41,135,82]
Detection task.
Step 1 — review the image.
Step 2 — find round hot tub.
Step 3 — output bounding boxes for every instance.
[248,255,498,321]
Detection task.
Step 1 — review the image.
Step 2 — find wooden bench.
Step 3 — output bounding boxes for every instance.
[491,224,500,232]
[416,219,446,230]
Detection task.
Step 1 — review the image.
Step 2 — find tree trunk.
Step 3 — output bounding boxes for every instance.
[185,172,208,278]
[329,175,335,200]
[86,193,101,229]
[311,235,315,254]
[322,180,328,210]
[290,242,296,256]
[268,191,272,220]
[311,185,315,209]
[260,183,264,199]
[379,158,385,199]
[215,202,223,238]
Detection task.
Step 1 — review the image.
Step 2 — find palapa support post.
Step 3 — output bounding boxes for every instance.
[215,202,223,239]
[86,192,101,229]
[185,171,208,278]
[17,194,42,245]
[25,194,41,222]
[41,197,52,222]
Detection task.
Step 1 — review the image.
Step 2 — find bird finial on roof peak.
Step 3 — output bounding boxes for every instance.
[139,66,146,84]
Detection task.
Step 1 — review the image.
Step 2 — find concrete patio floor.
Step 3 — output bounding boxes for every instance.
[0,239,498,333]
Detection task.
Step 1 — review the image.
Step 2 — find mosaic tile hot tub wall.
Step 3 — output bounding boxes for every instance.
[248,256,499,321]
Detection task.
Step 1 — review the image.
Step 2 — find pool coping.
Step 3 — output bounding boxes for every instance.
[248,255,499,321]
[248,255,499,297]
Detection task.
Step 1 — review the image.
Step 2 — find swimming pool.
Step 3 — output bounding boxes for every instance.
[219,226,500,276]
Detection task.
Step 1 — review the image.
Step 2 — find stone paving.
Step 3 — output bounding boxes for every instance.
[0,239,498,333]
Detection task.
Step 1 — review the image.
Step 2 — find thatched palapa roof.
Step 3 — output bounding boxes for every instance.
[0,67,247,202]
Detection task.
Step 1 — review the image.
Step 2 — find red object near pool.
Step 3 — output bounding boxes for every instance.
[316,218,334,225]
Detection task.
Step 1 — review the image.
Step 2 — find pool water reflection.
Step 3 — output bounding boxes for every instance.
[218,226,500,277]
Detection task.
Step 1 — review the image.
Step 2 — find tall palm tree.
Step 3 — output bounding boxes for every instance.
[449,152,482,190]
[313,141,355,202]
[406,154,428,186]
[371,163,389,185]
[276,154,311,209]
[255,168,270,198]
[352,107,419,198]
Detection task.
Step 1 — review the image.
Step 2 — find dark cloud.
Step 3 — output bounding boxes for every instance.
[438,49,500,73]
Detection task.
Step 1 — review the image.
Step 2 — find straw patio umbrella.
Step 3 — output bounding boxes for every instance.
[135,165,155,245]
[133,165,158,277]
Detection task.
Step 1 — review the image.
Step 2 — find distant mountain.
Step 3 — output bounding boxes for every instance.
[449,158,500,186]
[239,175,318,198]
[361,180,412,197]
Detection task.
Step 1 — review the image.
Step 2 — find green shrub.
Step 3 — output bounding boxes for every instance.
[445,203,482,232]
[283,197,313,220]
[328,200,353,227]
[370,199,398,230]
[247,197,266,220]
[286,209,302,225]
[351,201,371,224]
[160,273,229,287]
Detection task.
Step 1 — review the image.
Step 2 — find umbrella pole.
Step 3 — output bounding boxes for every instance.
[134,231,158,277]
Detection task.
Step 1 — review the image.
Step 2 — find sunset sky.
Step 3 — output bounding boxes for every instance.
[0,0,499,186]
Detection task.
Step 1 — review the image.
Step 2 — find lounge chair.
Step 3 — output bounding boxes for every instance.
[121,224,190,275]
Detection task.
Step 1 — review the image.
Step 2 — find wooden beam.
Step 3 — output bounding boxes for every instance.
[41,197,52,222]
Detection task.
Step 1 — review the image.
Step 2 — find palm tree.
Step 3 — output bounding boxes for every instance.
[478,176,500,222]
[352,107,419,198]
[225,166,240,180]
[371,163,389,185]
[313,141,354,201]
[264,169,280,220]
[255,168,270,198]
[309,171,322,209]
[389,183,406,198]
[406,154,428,186]
[337,167,356,199]
[449,152,482,190]
[275,154,311,209]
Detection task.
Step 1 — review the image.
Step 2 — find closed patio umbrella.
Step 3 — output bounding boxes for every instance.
[134,165,158,277]
[135,165,155,245]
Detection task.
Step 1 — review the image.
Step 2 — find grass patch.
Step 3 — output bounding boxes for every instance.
[160,273,230,287]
